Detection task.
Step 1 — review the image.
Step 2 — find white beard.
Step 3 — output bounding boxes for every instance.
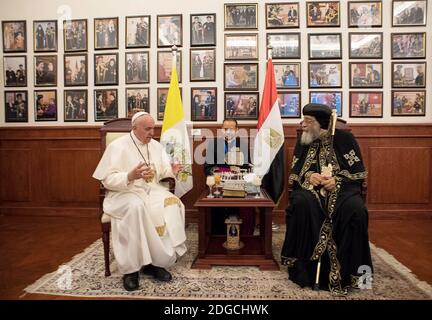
[300,124,320,145]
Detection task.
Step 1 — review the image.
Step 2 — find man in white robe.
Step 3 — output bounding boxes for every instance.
[93,112,187,291]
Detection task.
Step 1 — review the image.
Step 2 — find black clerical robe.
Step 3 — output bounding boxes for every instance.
[281,129,372,295]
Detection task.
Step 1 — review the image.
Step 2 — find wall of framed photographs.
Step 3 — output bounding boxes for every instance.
[0,0,431,126]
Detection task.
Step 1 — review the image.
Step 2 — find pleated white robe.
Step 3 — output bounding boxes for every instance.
[93,132,187,275]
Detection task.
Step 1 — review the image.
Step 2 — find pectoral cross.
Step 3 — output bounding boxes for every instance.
[320,164,333,197]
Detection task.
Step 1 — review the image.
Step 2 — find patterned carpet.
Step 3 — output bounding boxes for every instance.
[25,224,432,300]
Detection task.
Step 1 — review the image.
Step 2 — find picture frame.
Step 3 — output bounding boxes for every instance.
[348,1,382,27]
[35,90,57,121]
[126,15,150,48]
[190,48,216,81]
[157,50,182,83]
[224,3,258,30]
[308,33,342,59]
[392,0,427,27]
[3,56,27,87]
[157,88,182,121]
[224,63,258,91]
[33,20,57,52]
[4,90,28,122]
[63,19,87,52]
[126,88,150,118]
[308,62,342,88]
[266,33,300,59]
[349,62,383,88]
[191,87,217,121]
[157,14,182,47]
[2,20,26,53]
[190,13,216,46]
[349,32,383,59]
[274,62,301,89]
[34,55,57,87]
[224,92,259,120]
[278,91,301,118]
[224,33,258,60]
[94,53,118,86]
[391,90,426,116]
[349,91,383,118]
[64,54,88,87]
[94,89,118,121]
[309,91,342,117]
[64,89,88,122]
[392,62,426,88]
[391,32,426,59]
[94,17,118,50]
[125,51,150,84]
[306,1,340,27]
[266,2,300,28]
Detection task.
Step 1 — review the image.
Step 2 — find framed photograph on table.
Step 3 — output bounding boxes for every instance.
[274,62,300,89]
[266,2,300,28]
[348,1,382,27]
[278,91,301,118]
[64,89,87,122]
[391,90,426,116]
[349,91,383,117]
[157,88,182,121]
[349,62,383,88]
[94,17,118,50]
[125,51,150,84]
[35,90,57,121]
[33,20,57,52]
[4,90,28,122]
[64,54,87,87]
[126,87,150,118]
[224,92,259,120]
[310,91,342,116]
[157,50,182,83]
[94,89,118,121]
[349,32,383,59]
[224,3,258,30]
[190,48,215,81]
[224,33,258,60]
[3,56,27,87]
[391,32,426,59]
[34,55,57,87]
[157,14,182,47]
[126,15,150,48]
[306,1,340,27]
[392,0,427,26]
[190,13,216,46]
[266,33,300,59]
[308,33,342,59]
[224,63,258,91]
[308,62,342,88]
[63,19,87,52]
[191,87,217,121]
[392,62,426,88]
[94,53,118,86]
[2,20,26,53]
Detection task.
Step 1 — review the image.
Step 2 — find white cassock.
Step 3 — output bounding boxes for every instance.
[93,131,187,275]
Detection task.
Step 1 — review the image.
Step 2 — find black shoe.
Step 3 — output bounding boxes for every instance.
[141,264,172,282]
[123,271,139,291]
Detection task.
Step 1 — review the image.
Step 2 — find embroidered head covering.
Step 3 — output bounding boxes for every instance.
[302,103,332,129]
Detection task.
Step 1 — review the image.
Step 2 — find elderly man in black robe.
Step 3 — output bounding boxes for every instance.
[281,103,372,295]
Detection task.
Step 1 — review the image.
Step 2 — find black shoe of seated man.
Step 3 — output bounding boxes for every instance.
[141,264,172,282]
[123,271,139,291]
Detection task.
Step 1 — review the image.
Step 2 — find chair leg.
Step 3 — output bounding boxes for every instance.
[102,230,111,277]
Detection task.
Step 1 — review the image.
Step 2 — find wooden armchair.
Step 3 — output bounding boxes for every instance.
[98,118,174,276]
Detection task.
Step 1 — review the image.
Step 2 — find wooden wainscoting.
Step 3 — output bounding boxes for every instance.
[0,124,431,221]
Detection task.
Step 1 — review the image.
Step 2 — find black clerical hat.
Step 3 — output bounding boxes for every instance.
[302,103,332,129]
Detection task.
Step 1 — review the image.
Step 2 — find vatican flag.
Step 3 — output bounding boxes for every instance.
[160,58,193,198]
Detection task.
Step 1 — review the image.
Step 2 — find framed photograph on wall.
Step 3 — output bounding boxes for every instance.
[392,0,427,26]
[64,54,87,87]
[348,1,382,27]
[126,88,150,118]
[349,91,383,117]
[33,20,57,52]
[392,62,426,88]
[157,88,182,121]
[2,21,26,53]
[64,89,87,122]
[126,51,150,84]
[306,1,340,27]
[191,87,217,121]
[349,32,383,59]
[94,17,118,50]
[157,14,182,47]
[391,90,425,116]
[225,33,258,60]
[94,89,118,121]
[94,53,118,86]
[308,33,342,59]
[349,62,383,88]
[63,19,87,52]
[224,92,259,120]
[4,90,28,122]
[190,13,216,46]
[391,32,426,59]
[34,55,57,87]
[274,62,301,89]
[278,91,301,118]
[310,91,342,116]
[224,63,258,91]
[266,2,300,28]
[224,3,258,30]
[157,50,182,83]
[35,90,57,121]
[266,33,300,59]
[126,16,150,48]
[3,56,27,87]
[308,62,342,88]
[190,48,215,81]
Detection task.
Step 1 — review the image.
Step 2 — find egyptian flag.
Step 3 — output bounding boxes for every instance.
[253,59,285,203]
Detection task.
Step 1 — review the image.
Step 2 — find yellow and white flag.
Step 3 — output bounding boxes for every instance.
[160,61,193,198]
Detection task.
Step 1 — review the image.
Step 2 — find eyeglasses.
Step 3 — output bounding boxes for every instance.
[301,118,316,125]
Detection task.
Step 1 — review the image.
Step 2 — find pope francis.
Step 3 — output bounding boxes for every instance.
[93,112,187,291]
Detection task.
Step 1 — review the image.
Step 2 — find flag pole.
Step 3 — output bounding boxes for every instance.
[267,45,273,62]
[171,45,177,69]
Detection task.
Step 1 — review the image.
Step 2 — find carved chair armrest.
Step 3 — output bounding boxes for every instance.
[160,177,176,193]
